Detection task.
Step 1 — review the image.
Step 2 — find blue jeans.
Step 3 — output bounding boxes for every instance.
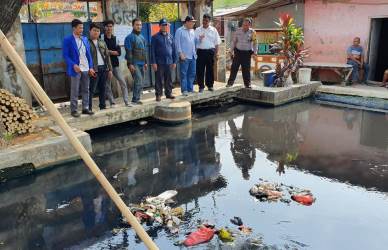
[179,58,196,93]
[131,64,144,102]
[347,60,369,82]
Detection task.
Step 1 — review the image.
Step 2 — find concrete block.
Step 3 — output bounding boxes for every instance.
[0,127,92,170]
[237,82,321,106]
[154,101,191,123]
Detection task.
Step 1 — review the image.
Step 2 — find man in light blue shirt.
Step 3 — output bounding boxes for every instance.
[346,37,368,84]
[174,15,198,95]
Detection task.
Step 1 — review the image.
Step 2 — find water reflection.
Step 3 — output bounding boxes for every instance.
[0,120,227,249]
[1,102,388,249]
[229,102,388,191]
[228,118,256,180]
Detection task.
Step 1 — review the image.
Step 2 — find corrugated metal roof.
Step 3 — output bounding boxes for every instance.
[223,0,291,17]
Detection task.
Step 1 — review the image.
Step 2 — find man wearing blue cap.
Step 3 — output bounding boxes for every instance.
[151,18,177,101]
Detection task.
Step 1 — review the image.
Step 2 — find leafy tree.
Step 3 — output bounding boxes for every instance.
[138,3,152,22]
[148,3,179,22]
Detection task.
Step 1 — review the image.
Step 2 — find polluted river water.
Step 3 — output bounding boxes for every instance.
[0,100,388,250]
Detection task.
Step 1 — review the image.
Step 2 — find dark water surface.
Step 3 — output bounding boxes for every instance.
[1,101,388,250]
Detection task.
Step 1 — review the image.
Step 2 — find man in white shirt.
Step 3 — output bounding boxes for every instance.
[63,19,95,117]
[195,14,221,92]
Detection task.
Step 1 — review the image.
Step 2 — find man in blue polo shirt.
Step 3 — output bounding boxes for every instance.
[347,37,369,84]
[151,18,177,102]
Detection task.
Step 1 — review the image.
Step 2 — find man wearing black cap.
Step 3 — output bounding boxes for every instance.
[174,15,198,96]
[195,13,221,92]
[151,18,177,102]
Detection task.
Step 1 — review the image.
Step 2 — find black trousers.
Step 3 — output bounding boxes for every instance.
[155,64,173,97]
[228,49,252,86]
[89,65,108,110]
[196,48,215,89]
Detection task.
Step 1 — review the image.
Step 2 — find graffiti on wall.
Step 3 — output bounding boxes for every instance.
[0,17,31,104]
[111,3,136,26]
[110,2,136,45]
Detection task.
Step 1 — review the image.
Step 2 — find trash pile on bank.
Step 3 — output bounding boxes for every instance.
[249,179,315,206]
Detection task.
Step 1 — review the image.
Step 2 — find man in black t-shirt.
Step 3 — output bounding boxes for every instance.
[103,20,130,107]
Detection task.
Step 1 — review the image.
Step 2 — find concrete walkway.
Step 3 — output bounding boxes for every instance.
[316,84,388,112]
[318,84,388,100]
[37,82,242,131]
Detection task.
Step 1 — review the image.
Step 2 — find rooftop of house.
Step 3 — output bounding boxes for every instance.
[222,0,292,17]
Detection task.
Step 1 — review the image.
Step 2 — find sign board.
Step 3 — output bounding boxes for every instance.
[114,25,133,46]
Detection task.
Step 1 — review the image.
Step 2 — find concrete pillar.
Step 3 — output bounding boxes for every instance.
[0,17,32,105]
[216,42,226,82]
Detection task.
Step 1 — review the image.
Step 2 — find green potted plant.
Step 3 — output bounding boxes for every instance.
[271,13,309,87]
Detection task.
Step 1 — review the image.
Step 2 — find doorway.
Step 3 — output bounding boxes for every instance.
[368,18,388,82]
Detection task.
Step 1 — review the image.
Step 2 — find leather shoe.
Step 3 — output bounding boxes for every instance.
[82,109,94,115]
[71,111,80,118]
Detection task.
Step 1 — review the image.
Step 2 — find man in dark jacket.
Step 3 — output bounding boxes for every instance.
[62,19,95,117]
[103,20,130,107]
[88,23,113,111]
[151,18,177,102]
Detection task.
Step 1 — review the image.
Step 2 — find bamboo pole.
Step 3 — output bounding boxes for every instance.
[0,30,159,250]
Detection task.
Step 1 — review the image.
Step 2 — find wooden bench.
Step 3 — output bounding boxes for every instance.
[303,62,353,86]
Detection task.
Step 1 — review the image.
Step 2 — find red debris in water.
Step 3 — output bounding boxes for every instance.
[183,226,215,246]
[134,211,150,222]
[291,194,315,206]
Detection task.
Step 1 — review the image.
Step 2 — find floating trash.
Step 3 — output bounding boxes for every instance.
[250,180,315,205]
[126,190,183,234]
[230,216,243,226]
[249,182,283,201]
[217,228,234,242]
[238,225,252,234]
[139,120,148,126]
[183,225,215,246]
[291,193,315,206]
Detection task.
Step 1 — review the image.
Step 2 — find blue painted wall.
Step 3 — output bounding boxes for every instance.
[22,22,182,102]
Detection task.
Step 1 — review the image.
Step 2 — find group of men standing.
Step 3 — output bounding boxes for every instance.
[63,19,131,117]
[63,15,256,117]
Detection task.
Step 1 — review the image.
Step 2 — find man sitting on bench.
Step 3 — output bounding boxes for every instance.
[347,37,368,84]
